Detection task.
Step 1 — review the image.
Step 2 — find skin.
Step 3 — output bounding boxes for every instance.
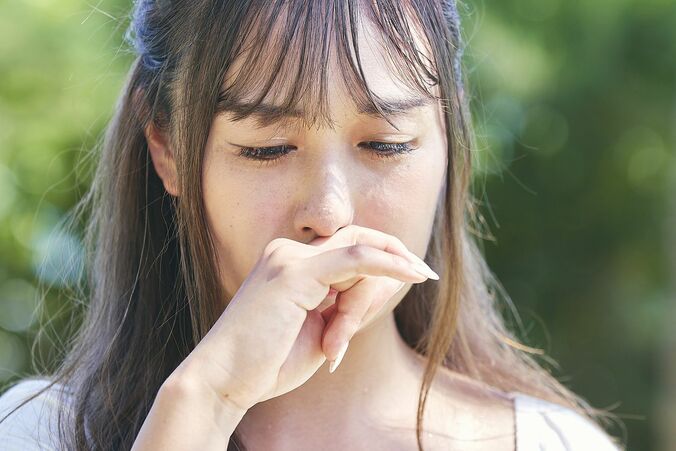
[146,12,515,451]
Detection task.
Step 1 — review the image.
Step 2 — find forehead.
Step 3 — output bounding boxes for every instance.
[216,1,440,130]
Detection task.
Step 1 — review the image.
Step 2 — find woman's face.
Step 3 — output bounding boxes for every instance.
[201,19,447,323]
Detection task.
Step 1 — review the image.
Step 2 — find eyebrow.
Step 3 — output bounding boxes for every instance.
[215,95,434,128]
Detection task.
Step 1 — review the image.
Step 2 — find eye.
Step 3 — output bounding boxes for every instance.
[236,144,297,167]
[358,141,417,160]
[236,141,417,167]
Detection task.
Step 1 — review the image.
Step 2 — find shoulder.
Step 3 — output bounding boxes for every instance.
[511,392,622,451]
[0,378,71,451]
[425,367,516,448]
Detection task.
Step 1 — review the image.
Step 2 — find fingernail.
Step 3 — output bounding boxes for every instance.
[329,341,349,373]
[411,261,440,280]
[407,252,439,279]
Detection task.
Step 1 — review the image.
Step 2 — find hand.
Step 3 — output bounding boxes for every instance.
[170,225,439,413]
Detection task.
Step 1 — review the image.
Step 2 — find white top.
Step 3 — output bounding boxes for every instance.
[0,378,621,450]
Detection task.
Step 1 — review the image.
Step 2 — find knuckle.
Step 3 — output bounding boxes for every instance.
[263,239,279,256]
[265,242,296,267]
[346,243,368,260]
[266,260,296,283]
[264,237,291,257]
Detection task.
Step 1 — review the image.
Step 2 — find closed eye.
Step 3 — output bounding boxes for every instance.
[235,140,418,167]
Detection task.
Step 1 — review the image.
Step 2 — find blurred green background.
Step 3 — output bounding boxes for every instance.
[0,0,673,449]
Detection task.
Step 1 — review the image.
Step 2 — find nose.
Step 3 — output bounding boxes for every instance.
[293,151,355,240]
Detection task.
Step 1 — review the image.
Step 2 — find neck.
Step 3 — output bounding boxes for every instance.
[236,312,425,444]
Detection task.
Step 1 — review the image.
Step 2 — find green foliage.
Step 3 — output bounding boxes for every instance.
[0,0,133,380]
[463,1,676,449]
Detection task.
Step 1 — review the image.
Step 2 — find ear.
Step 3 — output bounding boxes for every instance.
[145,122,180,197]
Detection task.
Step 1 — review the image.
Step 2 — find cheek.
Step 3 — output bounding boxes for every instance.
[201,153,287,297]
[358,144,446,255]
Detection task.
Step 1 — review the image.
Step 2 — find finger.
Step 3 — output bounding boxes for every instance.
[271,308,327,398]
[263,237,296,256]
[359,279,407,321]
[322,277,406,360]
[308,224,431,269]
[289,244,428,311]
[319,301,338,324]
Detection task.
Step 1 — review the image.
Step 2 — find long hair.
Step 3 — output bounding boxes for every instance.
[1,0,623,450]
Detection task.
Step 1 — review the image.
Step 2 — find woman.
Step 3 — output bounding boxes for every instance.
[0,0,623,449]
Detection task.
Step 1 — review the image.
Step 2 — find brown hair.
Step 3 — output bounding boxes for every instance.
[1,0,623,450]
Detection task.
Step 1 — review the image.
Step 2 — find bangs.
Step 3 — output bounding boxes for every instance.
[214,0,442,131]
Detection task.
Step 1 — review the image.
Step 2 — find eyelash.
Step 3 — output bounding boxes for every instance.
[237,141,417,167]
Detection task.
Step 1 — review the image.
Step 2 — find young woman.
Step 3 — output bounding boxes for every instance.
[0,0,624,450]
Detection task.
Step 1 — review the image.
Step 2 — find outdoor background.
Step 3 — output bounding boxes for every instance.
[0,0,674,450]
